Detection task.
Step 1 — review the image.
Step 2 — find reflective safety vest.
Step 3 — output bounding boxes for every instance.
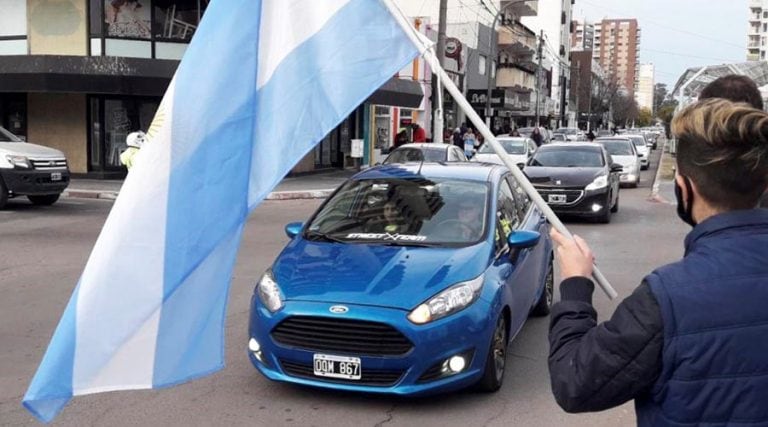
[120,146,140,170]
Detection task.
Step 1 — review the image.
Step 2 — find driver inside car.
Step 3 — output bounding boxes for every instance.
[456,199,482,240]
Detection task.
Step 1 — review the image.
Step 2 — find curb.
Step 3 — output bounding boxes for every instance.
[649,138,671,202]
[63,188,334,201]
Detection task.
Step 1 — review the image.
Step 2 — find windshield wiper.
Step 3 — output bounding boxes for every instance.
[375,241,434,248]
[304,230,346,243]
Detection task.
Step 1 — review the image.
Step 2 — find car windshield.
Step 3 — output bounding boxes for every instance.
[597,140,633,156]
[384,148,445,164]
[628,136,646,147]
[556,128,578,135]
[517,127,534,136]
[0,126,22,142]
[478,139,526,155]
[305,178,489,245]
[530,147,604,167]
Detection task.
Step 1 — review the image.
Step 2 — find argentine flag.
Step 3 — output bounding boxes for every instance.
[23,0,421,422]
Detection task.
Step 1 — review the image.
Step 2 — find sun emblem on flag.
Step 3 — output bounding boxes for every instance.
[146,106,166,140]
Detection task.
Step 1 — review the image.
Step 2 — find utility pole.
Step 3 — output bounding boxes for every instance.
[432,0,448,142]
[534,30,544,127]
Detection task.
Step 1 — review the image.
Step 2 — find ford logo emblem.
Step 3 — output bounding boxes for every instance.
[329,305,348,314]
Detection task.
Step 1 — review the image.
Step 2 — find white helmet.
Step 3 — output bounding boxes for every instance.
[126,131,146,148]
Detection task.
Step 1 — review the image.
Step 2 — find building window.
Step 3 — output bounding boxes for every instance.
[479,55,487,75]
[105,0,152,39]
[0,0,28,55]
[89,96,159,172]
[153,0,201,42]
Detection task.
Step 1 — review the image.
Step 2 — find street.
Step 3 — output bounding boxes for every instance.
[0,150,689,426]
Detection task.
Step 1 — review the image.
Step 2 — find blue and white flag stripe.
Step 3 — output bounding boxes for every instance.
[23,0,420,422]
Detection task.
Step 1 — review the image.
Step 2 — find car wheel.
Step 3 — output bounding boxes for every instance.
[611,193,620,213]
[475,314,508,392]
[531,259,554,316]
[28,194,60,206]
[0,178,8,210]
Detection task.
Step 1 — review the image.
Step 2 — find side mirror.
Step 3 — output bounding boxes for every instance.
[610,164,623,173]
[507,230,540,249]
[516,163,525,170]
[284,222,303,239]
[637,153,642,157]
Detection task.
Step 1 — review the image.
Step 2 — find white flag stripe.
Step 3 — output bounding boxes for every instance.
[72,80,176,393]
[257,0,352,89]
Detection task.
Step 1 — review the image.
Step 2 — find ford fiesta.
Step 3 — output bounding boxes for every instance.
[248,163,553,395]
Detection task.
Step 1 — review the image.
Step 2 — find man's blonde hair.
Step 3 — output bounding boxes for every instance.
[672,98,768,209]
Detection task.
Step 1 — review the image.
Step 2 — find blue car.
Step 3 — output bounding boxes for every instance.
[248,163,553,395]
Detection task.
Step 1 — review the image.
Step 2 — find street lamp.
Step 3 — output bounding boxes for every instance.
[484,0,535,131]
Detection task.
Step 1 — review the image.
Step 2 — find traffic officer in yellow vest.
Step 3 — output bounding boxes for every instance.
[120,131,146,170]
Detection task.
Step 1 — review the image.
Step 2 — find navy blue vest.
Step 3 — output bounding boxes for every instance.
[639,209,768,426]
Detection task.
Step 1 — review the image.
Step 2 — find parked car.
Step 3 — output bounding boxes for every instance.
[0,126,70,209]
[383,143,468,164]
[524,142,621,223]
[248,163,553,395]
[595,137,641,187]
[550,133,567,142]
[625,134,650,170]
[471,137,537,167]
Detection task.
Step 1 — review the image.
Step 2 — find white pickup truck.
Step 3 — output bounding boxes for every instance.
[0,126,70,209]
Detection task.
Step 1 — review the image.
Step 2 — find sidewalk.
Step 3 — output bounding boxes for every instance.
[63,168,359,201]
[648,137,677,206]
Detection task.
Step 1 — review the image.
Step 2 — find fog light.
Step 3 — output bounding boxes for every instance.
[448,356,466,373]
[248,338,261,352]
[591,204,602,212]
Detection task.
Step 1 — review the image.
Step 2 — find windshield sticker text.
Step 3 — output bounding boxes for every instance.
[345,233,428,242]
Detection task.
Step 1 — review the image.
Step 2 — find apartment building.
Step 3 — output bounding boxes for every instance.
[571,20,595,51]
[635,63,655,112]
[593,19,641,96]
[748,0,768,61]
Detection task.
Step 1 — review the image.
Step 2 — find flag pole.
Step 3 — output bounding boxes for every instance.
[381,0,618,300]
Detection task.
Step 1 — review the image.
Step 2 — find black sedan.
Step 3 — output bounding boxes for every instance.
[524,143,621,223]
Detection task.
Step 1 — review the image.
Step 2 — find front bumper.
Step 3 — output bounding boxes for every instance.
[639,156,649,166]
[619,172,639,185]
[248,298,496,395]
[0,168,70,195]
[537,187,610,217]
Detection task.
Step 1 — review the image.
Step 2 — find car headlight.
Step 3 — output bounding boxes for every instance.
[257,270,283,312]
[7,155,31,169]
[408,274,484,324]
[585,175,609,191]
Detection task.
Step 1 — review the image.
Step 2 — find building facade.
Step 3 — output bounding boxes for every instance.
[635,63,655,111]
[748,0,768,61]
[570,49,608,129]
[593,19,641,97]
[571,20,594,51]
[0,0,422,177]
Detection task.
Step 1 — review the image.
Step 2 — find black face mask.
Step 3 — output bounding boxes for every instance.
[674,176,697,227]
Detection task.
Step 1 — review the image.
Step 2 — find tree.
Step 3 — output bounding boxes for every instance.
[612,92,639,127]
[653,83,668,116]
[637,107,653,127]
[657,99,679,138]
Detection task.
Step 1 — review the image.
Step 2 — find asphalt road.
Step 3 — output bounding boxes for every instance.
[0,149,689,426]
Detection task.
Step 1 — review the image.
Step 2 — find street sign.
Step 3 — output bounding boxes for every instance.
[350,139,364,158]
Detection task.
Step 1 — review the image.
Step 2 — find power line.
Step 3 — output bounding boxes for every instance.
[579,0,745,49]
[642,48,741,64]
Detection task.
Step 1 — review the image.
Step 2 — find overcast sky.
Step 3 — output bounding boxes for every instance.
[574,0,748,89]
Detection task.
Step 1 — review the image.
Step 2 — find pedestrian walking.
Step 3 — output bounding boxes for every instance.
[463,128,476,158]
[452,127,463,149]
[531,127,543,147]
[411,123,426,143]
[547,98,768,425]
[586,130,595,141]
[394,128,408,148]
[119,131,146,170]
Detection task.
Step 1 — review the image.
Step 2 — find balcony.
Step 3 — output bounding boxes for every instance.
[496,66,536,92]
[748,52,761,61]
[501,0,538,18]
[750,25,762,34]
[751,0,763,8]
[498,25,536,55]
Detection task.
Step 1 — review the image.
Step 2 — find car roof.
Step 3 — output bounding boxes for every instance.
[354,162,505,183]
[596,136,631,141]
[395,143,453,150]
[538,142,602,149]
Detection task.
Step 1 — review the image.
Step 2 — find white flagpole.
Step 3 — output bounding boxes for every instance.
[381,0,618,300]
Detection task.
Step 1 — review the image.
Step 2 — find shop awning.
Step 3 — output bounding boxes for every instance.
[0,55,424,107]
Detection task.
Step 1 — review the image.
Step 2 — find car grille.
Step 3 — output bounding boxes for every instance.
[279,359,404,387]
[535,187,585,206]
[271,316,413,356]
[30,158,68,171]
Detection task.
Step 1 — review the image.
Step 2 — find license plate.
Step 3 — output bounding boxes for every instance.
[51,172,62,182]
[548,194,567,204]
[313,354,361,380]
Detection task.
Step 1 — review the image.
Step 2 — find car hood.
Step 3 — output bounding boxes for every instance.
[0,141,65,158]
[272,239,492,310]
[472,153,527,166]
[610,155,639,169]
[523,166,603,187]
